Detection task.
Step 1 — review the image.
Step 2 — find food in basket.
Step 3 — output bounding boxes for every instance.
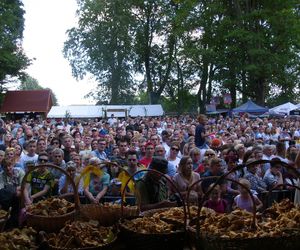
[151,206,215,225]
[123,217,176,234]
[0,227,37,249]
[193,199,300,239]
[153,207,185,224]
[47,220,115,248]
[264,198,295,218]
[27,197,75,216]
[101,202,139,217]
[102,202,138,210]
[0,209,7,219]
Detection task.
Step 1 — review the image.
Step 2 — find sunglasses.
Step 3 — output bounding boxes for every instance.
[171,147,179,152]
[128,158,137,162]
[39,158,48,163]
[205,153,215,156]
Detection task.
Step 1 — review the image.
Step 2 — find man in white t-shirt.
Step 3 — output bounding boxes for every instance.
[108,114,117,127]
[20,139,38,171]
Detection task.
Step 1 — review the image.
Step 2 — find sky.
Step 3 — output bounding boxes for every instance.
[22,0,97,106]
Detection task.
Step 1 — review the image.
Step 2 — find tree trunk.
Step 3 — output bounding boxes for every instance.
[255,78,265,105]
[198,60,209,114]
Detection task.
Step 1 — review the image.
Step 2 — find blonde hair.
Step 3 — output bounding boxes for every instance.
[239,178,251,190]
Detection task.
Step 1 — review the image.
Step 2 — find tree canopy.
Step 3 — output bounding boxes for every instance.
[0,0,30,91]
[64,0,300,112]
[19,74,58,105]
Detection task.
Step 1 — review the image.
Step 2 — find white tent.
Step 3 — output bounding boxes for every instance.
[47,105,164,118]
[47,106,102,118]
[269,102,298,115]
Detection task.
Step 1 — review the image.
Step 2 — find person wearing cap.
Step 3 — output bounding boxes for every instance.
[135,157,176,211]
[263,158,284,190]
[244,158,267,193]
[91,127,100,140]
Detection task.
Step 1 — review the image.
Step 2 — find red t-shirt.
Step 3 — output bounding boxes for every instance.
[139,157,152,168]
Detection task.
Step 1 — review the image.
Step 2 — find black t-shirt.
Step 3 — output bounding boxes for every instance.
[195,124,205,147]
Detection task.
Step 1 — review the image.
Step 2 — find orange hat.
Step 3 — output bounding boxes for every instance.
[211,138,222,148]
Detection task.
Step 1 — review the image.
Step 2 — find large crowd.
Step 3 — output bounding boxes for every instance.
[0,113,299,227]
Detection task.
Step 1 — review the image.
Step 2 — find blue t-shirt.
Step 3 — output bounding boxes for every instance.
[88,172,110,196]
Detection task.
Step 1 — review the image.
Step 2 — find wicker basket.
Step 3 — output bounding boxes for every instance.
[78,163,139,226]
[21,164,80,232]
[118,169,187,250]
[38,226,118,250]
[188,160,300,250]
[79,203,138,226]
[119,221,185,250]
[187,176,258,250]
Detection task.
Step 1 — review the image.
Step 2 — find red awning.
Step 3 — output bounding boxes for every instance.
[0,90,53,113]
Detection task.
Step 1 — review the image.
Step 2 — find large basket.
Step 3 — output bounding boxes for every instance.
[119,221,185,250]
[39,223,118,250]
[77,162,139,226]
[188,160,300,250]
[21,164,80,232]
[118,168,187,250]
[79,203,138,226]
[187,175,258,250]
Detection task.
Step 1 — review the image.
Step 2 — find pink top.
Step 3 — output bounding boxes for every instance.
[173,172,201,192]
[203,199,227,213]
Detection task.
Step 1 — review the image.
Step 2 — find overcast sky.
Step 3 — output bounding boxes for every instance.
[22,0,97,106]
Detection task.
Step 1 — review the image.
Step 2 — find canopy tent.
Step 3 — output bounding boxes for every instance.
[47,105,164,118]
[232,100,268,113]
[269,102,298,115]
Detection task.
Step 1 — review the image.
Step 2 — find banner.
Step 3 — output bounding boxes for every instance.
[224,93,232,104]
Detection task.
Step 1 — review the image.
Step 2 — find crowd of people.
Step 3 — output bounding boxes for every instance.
[0,113,299,226]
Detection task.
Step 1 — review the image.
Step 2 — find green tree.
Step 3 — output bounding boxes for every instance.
[130,0,181,104]
[211,0,300,105]
[19,74,58,105]
[0,0,30,91]
[64,0,135,104]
